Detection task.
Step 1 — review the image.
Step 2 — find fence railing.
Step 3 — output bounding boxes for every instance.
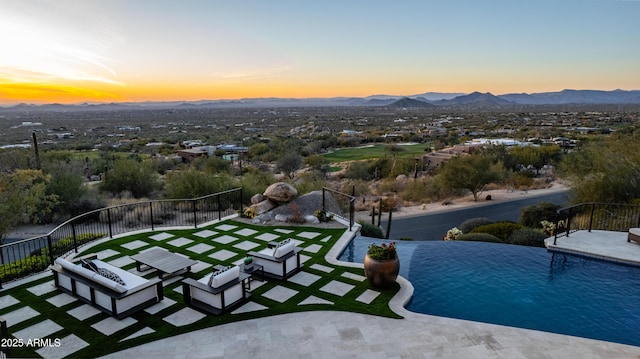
[0,188,243,287]
[322,187,355,231]
[553,202,640,244]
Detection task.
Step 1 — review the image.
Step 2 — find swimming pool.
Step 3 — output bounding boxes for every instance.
[338,237,640,347]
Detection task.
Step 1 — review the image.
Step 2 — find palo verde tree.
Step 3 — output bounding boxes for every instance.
[0,170,59,253]
[436,153,502,201]
[100,158,163,198]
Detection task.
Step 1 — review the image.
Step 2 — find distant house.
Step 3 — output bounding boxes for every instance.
[178,146,209,162]
[176,144,248,163]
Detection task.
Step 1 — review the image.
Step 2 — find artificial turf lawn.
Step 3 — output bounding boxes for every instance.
[2,219,401,358]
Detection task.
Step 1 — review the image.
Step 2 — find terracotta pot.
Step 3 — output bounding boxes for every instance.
[364,254,400,289]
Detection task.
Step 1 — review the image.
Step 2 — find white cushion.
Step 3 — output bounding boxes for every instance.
[211,266,240,288]
[274,241,295,258]
[55,258,127,293]
[55,257,75,271]
[629,228,640,236]
[56,258,98,281]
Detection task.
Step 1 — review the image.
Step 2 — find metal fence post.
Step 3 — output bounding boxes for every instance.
[46,235,54,265]
[72,222,78,253]
[565,208,572,237]
[107,208,113,239]
[149,202,154,231]
[240,188,244,215]
[588,203,595,232]
[217,194,222,221]
[192,200,198,228]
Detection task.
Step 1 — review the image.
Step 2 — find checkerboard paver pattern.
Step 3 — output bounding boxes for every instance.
[36,334,88,359]
[0,295,20,309]
[13,319,62,341]
[167,237,194,247]
[193,229,218,238]
[92,317,138,336]
[149,232,174,241]
[186,243,215,254]
[214,224,237,231]
[299,295,333,306]
[208,249,238,261]
[2,219,380,358]
[212,234,238,244]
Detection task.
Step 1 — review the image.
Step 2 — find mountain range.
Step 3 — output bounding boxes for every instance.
[2,89,639,111]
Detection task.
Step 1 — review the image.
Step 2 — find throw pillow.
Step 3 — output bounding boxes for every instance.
[96,267,126,286]
[80,259,100,273]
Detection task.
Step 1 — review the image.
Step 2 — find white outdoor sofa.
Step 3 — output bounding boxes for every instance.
[247,239,302,280]
[182,265,251,315]
[51,256,164,319]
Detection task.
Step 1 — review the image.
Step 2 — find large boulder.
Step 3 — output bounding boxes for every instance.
[263,182,298,203]
[270,190,343,218]
[250,193,264,204]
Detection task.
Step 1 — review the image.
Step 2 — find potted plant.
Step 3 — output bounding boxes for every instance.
[363,242,399,289]
[243,256,254,269]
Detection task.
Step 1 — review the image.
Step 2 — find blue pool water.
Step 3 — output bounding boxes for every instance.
[339,238,640,347]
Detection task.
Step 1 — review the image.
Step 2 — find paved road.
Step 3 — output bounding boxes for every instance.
[381,191,569,241]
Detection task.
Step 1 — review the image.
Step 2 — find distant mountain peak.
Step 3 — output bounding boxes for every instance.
[386,97,435,108]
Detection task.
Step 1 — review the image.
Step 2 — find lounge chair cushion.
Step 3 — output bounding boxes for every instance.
[274,240,295,258]
[54,257,128,293]
[210,266,240,288]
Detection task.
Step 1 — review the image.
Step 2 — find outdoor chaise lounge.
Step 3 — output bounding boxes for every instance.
[247,238,302,280]
[182,265,250,315]
[51,256,164,319]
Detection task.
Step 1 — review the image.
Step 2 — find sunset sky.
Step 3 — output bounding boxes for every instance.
[1,0,639,104]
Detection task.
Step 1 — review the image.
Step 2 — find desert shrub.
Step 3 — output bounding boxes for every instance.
[164,170,234,199]
[295,171,326,195]
[506,227,547,247]
[50,233,105,257]
[458,217,496,234]
[359,222,385,238]
[239,168,275,200]
[339,179,370,197]
[471,222,523,241]
[376,178,407,194]
[344,161,375,181]
[388,157,418,178]
[400,179,431,202]
[519,201,562,228]
[67,195,107,218]
[100,158,162,198]
[456,232,503,243]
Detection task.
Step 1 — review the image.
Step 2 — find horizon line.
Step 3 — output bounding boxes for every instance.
[1,87,639,107]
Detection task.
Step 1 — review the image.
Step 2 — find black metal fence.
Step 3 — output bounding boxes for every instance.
[553,202,640,244]
[0,188,243,287]
[322,187,355,231]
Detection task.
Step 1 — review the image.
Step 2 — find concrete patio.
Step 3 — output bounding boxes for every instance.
[546,229,640,266]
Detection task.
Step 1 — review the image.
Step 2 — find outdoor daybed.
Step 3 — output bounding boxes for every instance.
[51,256,164,319]
[248,238,302,280]
[182,265,251,315]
